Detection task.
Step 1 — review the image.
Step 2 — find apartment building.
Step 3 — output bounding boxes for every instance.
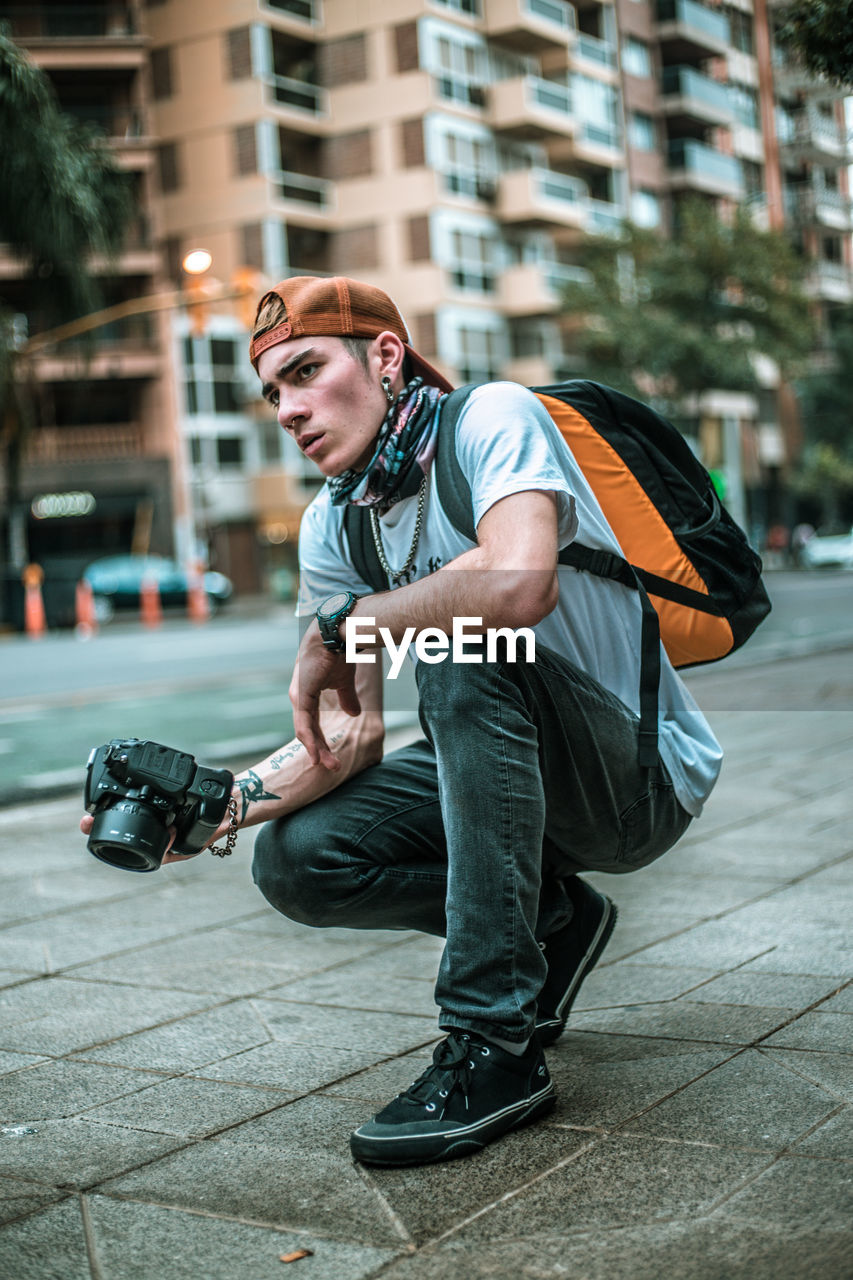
[142,0,850,569]
[0,0,184,618]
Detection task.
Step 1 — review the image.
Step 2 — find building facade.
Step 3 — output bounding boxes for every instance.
[2,0,849,617]
[0,0,187,622]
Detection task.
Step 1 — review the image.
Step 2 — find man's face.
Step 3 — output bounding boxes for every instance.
[257,335,387,477]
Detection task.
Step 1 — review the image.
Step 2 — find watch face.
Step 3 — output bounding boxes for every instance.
[321,592,351,618]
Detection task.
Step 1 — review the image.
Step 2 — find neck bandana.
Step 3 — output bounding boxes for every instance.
[327,377,444,511]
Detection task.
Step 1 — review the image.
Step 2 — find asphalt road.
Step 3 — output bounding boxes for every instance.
[0,570,850,805]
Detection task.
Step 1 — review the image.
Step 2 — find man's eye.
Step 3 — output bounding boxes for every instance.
[269,391,280,408]
[297,363,318,380]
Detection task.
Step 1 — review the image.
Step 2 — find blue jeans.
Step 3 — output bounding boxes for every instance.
[252,643,691,1043]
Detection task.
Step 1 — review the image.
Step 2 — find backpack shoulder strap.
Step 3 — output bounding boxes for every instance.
[433,384,478,541]
[342,501,386,595]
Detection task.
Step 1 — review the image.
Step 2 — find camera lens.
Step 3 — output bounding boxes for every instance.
[87,798,171,872]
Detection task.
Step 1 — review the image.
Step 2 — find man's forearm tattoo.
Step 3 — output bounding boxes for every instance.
[269,741,303,771]
[236,769,279,821]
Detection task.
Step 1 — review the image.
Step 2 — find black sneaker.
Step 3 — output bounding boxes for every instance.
[350,1032,555,1166]
[535,878,617,1048]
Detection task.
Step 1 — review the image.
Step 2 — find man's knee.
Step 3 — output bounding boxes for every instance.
[252,813,332,927]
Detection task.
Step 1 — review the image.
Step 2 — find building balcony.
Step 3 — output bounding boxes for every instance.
[264,74,329,130]
[586,198,624,234]
[55,102,151,147]
[789,184,853,233]
[780,108,851,166]
[667,138,743,199]
[489,76,576,141]
[496,167,588,231]
[660,66,735,128]
[0,5,140,40]
[655,0,730,62]
[485,0,577,54]
[23,424,144,465]
[550,118,624,169]
[270,169,333,221]
[570,32,619,78]
[498,261,591,315]
[804,261,853,304]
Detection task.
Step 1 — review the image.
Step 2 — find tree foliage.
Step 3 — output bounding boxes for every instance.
[777,0,853,88]
[795,308,853,456]
[561,199,813,421]
[0,28,131,323]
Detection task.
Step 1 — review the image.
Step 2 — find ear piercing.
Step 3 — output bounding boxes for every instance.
[381,375,394,403]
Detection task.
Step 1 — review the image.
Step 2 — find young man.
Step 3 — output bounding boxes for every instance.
[88,276,722,1167]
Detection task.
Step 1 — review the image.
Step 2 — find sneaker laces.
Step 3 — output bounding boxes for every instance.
[400,1033,487,1115]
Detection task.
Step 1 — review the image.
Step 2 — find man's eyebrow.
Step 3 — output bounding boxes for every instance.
[261,347,319,399]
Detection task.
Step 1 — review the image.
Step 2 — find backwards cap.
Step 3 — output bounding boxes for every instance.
[249,275,453,392]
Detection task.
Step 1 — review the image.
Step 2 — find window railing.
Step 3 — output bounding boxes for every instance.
[544,262,594,289]
[656,0,729,45]
[266,74,328,115]
[579,119,622,150]
[575,33,618,70]
[0,5,138,38]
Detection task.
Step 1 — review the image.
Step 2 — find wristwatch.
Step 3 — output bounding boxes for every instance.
[316,591,359,653]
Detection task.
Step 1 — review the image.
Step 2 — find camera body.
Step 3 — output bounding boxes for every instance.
[84,738,233,872]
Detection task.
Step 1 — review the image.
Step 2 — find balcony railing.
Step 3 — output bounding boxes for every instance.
[544,262,594,288]
[578,119,622,151]
[266,75,328,116]
[527,0,576,29]
[668,138,743,191]
[57,103,146,140]
[24,425,144,464]
[575,33,618,70]
[265,0,320,20]
[528,76,573,116]
[661,66,733,117]
[656,0,730,46]
[536,168,588,208]
[586,199,624,234]
[274,170,331,208]
[0,5,138,38]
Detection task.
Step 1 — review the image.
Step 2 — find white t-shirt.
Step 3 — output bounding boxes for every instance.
[298,382,723,817]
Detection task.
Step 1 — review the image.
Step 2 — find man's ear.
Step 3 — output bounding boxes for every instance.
[372,331,407,390]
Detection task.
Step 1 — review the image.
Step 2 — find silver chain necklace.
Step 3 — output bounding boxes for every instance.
[369,476,428,584]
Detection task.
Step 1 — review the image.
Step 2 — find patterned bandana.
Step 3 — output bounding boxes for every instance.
[327,377,444,511]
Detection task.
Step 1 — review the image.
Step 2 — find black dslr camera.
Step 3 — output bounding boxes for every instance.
[84,738,233,872]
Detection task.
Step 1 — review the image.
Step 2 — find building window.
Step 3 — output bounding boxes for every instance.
[628,111,656,151]
[226,26,253,80]
[456,326,502,382]
[630,189,661,228]
[184,335,245,417]
[448,227,499,292]
[150,47,173,100]
[216,436,245,467]
[430,33,487,108]
[432,0,481,14]
[233,123,258,176]
[621,36,651,78]
[157,141,181,192]
[726,6,754,55]
[440,129,496,199]
[729,83,760,130]
[241,223,265,269]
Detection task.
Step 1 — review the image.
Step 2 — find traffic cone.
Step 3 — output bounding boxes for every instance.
[24,583,47,639]
[186,561,210,624]
[75,579,98,639]
[140,572,162,628]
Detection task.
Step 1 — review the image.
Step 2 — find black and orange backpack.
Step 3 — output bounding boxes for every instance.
[343,380,771,765]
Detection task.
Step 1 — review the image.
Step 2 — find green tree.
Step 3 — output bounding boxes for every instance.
[0,27,131,573]
[792,307,853,524]
[561,199,813,425]
[777,0,853,88]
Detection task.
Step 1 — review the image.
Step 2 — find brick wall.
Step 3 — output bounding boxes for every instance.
[318,34,367,87]
[325,129,374,180]
[399,118,425,168]
[329,225,380,272]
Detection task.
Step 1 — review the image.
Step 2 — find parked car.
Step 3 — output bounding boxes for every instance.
[799,527,853,571]
[83,555,233,620]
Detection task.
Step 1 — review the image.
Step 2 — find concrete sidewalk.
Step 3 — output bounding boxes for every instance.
[0,649,851,1279]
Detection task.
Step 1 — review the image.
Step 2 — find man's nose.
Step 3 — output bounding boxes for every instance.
[277,395,304,432]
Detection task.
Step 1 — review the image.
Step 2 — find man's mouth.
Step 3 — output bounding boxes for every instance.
[298,432,324,457]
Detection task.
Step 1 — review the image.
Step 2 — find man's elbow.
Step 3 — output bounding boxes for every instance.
[494,569,559,628]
